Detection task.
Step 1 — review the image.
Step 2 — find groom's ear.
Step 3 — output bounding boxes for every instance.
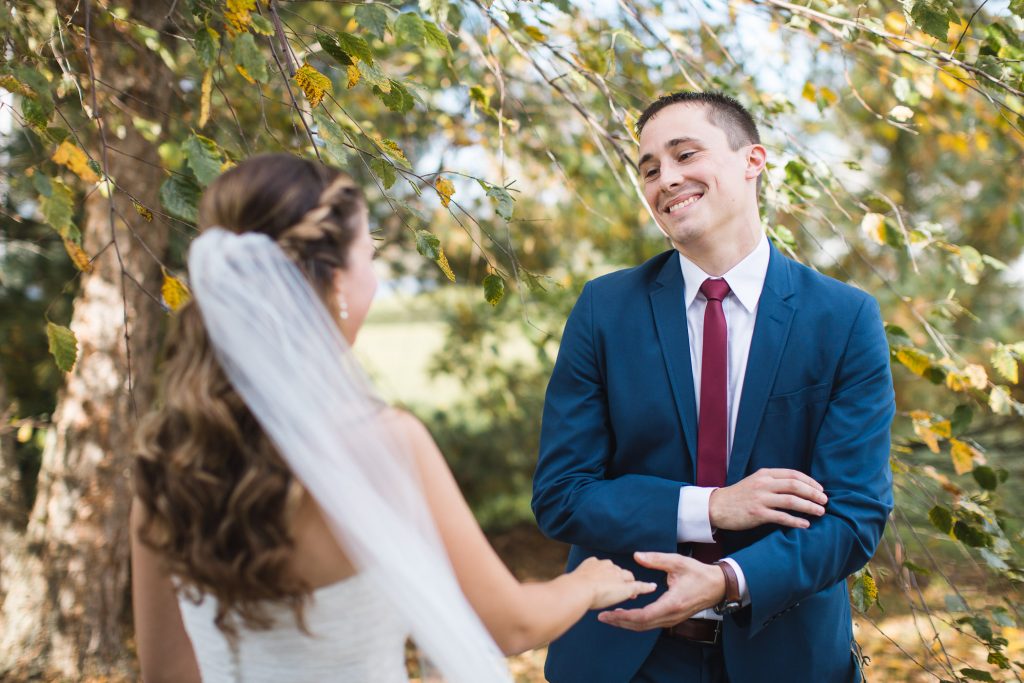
[744,144,767,181]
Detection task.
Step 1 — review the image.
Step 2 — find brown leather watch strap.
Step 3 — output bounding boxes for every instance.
[715,560,740,604]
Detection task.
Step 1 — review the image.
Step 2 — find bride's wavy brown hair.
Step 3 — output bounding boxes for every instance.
[133,153,365,636]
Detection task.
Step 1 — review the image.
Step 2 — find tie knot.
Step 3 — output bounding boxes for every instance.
[700,278,731,302]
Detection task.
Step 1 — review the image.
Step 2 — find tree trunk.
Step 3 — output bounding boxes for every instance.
[0,1,177,678]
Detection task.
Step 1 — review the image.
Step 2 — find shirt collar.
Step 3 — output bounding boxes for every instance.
[678,234,770,314]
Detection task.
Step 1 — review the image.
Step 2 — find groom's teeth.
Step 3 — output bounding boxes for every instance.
[667,195,700,213]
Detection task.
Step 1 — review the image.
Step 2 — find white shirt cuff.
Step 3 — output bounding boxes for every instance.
[676,486,716,543]
[722,557,751,606]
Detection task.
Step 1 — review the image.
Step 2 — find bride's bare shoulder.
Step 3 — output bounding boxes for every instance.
[379,406,434,443]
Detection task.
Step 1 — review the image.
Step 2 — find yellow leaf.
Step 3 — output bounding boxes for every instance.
[909,409,932,421]
[63,238,93,273]
[989,385,1013,415]
[862,213,887,245]
[992,345,1019,384]
[913,421,940,454]
[199,69,213,128]
[436,176,455,208]
[162,270,192,312]
[818,87,838,106]
[236,64,255,84]
[436,248,456,283]
[964,363,988,390]
[133,201,154,222]
[949,438,979,475]
[224,0,256,36]
[52,141,100,184]
[294,62,332,108]
[0,74,36,98]
[801,82,817,103]
[937,68,967,94]
[523,25,547,41]
[883,11,907,33]
[896,347,931,376]
[931,420,951,438]
[16,422,33,444]
[345,64,361,89]
[376,137,409,166]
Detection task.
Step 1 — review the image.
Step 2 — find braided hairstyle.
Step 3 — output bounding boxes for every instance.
[133,154,366,636]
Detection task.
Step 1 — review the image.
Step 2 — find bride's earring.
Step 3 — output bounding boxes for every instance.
[338,291,350,320]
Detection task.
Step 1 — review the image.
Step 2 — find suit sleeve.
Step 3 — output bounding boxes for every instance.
[531,283,684,555]
[730,295,895,635]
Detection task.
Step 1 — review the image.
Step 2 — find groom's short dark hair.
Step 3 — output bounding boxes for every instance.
[635,91,761,151]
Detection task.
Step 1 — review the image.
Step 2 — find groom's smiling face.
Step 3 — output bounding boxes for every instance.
[637,103,760,250]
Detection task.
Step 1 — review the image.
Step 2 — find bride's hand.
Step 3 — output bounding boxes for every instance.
[571,557,658,610]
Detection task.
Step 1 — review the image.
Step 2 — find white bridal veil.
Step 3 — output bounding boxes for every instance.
[188,228,510,682]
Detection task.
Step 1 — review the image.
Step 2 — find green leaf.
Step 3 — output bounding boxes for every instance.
[423,21,452,54]
[312,109,350,165]
[960,668,996,682]
[483,273,504,307]
[33,172,53,198]
[317,33,352,66]
[415,229,441,260]
[357,60,391,90]
[973,465,998,491]
[928,505,953,534]
[46,322,78,373]
[250,14,274,36]
[355,4,391,40]
[1010,0,1024,18]
[160,174,200,223]
[944,594,967,612]
[482,183,514,221]
[336,32,374,65]
[950,404,973,435]
[902,560,931,576]
[419,0,449,24]
[374,80,415,113]
[961,615,994,641]
[952,520,991,548]
[904,0,957,41]
[183,133,222,186]
[195,26,221,68]
[368,157,396,189]
[233,33,268,82]
[395,13,427,47]
[40,179,76,239]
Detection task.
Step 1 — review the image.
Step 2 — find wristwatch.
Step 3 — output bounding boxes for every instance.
[713,560,742,615]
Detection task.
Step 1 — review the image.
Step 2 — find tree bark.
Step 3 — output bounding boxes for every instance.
[0,1,177,678]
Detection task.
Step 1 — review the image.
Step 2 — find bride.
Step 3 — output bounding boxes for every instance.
[131,153,654,682]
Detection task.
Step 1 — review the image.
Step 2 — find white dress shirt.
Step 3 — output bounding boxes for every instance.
[675,234,770,619]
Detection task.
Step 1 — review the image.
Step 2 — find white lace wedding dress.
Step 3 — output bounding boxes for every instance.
[178,573,410,682]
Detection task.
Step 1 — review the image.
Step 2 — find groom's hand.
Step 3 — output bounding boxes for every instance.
[709,468,827,531]
[597,553,724,631]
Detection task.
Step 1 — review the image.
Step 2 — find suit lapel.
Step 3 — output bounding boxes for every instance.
[649,251,698,477]
[728,243,796,483]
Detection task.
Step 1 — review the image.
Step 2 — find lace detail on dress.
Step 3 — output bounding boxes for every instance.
[178,573,409,682]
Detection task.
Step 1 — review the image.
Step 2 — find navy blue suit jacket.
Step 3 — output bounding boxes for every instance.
[532,244,895,683]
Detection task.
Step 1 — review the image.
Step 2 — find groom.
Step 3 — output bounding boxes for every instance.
[532,91,894,683]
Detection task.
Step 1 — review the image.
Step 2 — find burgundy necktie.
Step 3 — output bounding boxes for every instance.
[693,278,731,564]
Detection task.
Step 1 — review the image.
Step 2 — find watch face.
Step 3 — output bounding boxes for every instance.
[714,600,742,616]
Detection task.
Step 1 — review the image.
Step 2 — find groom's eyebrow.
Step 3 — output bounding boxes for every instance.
[637,137,701,168]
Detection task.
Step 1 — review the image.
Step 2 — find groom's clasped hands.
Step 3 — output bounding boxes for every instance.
[598,468,828,631]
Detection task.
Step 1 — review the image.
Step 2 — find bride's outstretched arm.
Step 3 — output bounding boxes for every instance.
[130,500,202,683]
[393,410,654,655]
